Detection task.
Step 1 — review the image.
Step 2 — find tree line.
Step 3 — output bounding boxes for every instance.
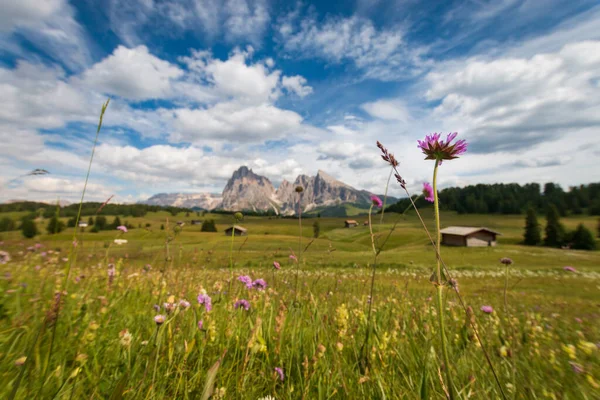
[0,201,192,218]
[386,182,600,216]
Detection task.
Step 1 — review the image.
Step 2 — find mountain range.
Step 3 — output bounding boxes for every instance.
[141,166,396,215]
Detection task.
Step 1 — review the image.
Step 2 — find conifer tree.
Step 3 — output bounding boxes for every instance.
[523,206,541,245]
[544,205,565,247]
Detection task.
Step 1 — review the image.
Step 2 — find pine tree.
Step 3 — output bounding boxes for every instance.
[571,224,596,250]
[313,220,320,238]
[46,216,65,235]
[111,216,122,229]
[67,217,77,228]
[523,207,541,245]
[544,205,565,248]
[597,218,600,238]
[21,218,37,238]
[88,216,94,226]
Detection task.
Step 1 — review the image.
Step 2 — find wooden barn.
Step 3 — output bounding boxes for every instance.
[225,225,247,236]
[440,227,501,247]
[344,220,359,228]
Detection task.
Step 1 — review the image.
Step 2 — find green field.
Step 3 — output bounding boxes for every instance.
[0,210,599,399]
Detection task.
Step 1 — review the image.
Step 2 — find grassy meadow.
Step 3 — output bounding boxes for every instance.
[0,209,599,399]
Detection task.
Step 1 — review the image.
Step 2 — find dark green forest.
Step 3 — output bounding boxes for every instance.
[386,182,600,216]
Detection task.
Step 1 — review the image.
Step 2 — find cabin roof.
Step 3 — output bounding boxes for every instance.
[225,225,247,232]
[439,226,501,236]
[345,220,358,224]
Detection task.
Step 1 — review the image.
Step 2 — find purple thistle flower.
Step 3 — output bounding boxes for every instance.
[238,275,253,288]
[481,305,494,314]
[234,299,250,311]
[500,257,513,265]
[116,225,128,233]
[275,367,284,382]
[252,279,267,290]
[198,320,204,330]
[563,266,576,273]
[370,195,382,208]
[153,304,161,312]
[417,132,467,162]
[197,293,212,312]
[422,182,435,203]
[273,261,281,270]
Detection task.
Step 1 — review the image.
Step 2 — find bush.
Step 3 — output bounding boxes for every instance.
[313,220,320,238]
[67,217,77,228]
[160,224,165,230]
[0,217,16,232]
[570,224,596,250]
[88,216,94,226]
[201,219,217,232]
[94,216,107,230]
[46,216,65,235]
[111,216,122,229]
[21,218,38,238]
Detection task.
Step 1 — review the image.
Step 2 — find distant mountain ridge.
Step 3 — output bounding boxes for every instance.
[141,166,396,214]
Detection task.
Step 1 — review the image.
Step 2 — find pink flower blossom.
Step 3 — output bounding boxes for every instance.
[238,275,253,288]
[252,279,267,290]
[417,132,467,162]
[370,195,382,208]
[116,225,128,233]
[154,315,165,325]
[275,367,284,382]
[481,305,494,314]
[234,299,250,310]
[198,320,204,330]
[273,261,281,270]
[422,182,435,203]
[289,254,297,262]
[197,293,212,312]
[563,266,576,273]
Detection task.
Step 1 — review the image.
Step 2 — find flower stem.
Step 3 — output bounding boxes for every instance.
[229,224,235,294]
[433,159,455,400]
[379,167,393,225]
[504,265,509,313]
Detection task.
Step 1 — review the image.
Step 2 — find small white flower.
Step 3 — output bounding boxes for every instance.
[114,239,128,245]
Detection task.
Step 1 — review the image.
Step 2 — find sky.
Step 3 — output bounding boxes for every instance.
[1,0,599,204]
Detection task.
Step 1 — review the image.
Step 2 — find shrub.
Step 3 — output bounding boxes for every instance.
[21,218,37,238]
[313,220,320,238]
[0,217,16,232]
[94,216,107,230]
[67,217,77,228]
[570,224,596,250]
[201,219,217,232]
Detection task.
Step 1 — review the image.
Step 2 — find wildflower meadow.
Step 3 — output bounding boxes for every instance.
[0,104,599,399]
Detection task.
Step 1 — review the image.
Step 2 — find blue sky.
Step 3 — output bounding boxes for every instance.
[1,0,600,203]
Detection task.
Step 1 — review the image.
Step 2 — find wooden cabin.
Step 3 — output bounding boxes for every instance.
[440,227,501,247]
[225,225,247,236]
[344,220,359,228]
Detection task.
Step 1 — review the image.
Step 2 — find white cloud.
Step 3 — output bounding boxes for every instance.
[169,102,303,143]
[0,0,64,32]
[0,0,92,70]
[425,40,600,152]
[0,61,90,130]
[106,0,270,47]
[277,13,428,81]
[361,99,411,122]
[281,75,313,97]
[80,46,184,101]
